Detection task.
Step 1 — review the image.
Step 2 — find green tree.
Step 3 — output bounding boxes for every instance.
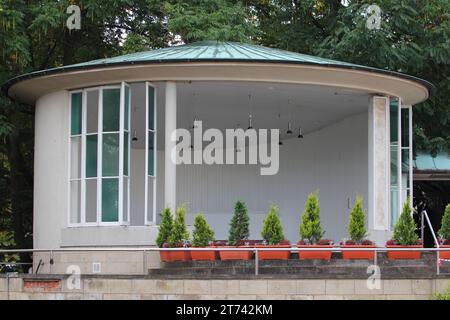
[299,191,324,244]
[347,196,368,243]
[228,200,250,245]
[393,197,419,245]
[261,204,285,245]
[165,0,258,43]
[439,204,450,240]
[192,212,215,247]
[156,208,174,247]
[169,206,190,245]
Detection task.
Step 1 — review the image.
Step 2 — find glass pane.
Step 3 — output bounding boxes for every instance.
[123,177,128,223]
[401,108,410,147]
[86,135,98,178]
[390,99,398,143]
[148,86,155,130]
[102,178,119,222]
[86,179,97,223]
[71,92,82,135]
[390,189,399,228]
[86,90,99,134]
[125,86,130,131]
[148,131,155,176]
[402,149,410,173]
[390,147,398,186]
[70,136,81,179]
[102,133,119,177]
[147,177,154,223]
[124,132,129,176]
[70,180,81,224]
[103,88,120,132]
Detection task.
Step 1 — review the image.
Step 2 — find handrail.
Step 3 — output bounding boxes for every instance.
[421,209,441,275]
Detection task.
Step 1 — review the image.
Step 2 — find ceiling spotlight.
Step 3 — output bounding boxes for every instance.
[298,127,304,139]
[132,129,138,141]
[287,121,293,135]
[248,114,253,130]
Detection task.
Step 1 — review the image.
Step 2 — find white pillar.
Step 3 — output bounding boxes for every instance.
[368,96,390,244]
[165,81,177,212]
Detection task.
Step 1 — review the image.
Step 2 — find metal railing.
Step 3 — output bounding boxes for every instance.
[420,209,442,275]
[1,245,449,276]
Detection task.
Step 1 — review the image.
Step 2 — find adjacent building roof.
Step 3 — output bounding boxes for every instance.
[414,152,450,181]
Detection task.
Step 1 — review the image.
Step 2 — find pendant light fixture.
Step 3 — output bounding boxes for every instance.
[192,92,199,129]
[286,99,293,134]
[132,129,138,141]
[298,127,304,139]
[247,94,253,129]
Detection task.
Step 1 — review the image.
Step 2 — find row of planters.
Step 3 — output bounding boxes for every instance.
[156,192,450,262]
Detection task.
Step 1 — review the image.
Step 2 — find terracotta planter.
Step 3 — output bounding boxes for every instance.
[190,247,219,261]
[166,249,192,262]
[386,245,422,260]
[255,245,291,260]
[218,246,253,260]
[298,245,333,260]
[439,245,450,259]
[341,245,376,260]
[159,250,171,262]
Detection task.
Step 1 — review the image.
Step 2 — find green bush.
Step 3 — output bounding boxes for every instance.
[393,197,418,245]
[156,208,174,247]
[169,206,190,246]
[433,283,450,300]
[347,196,368,243]
[192,212,215,247]
[228,200,250,245]
[299,191,324,244]
[261,205,285,245]
[439,204,450,240]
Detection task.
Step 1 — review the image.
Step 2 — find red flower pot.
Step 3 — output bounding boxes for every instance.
[298,245,333,260]
[255,245,291,260]
[341,245,376,260]
[190,247,219,261]
[166,249,191,262]
[218,246,253,260]
[386,245,422,260]
[439,245,450,259]
[159,250,170,262]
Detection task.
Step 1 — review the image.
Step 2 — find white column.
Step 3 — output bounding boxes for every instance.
[164,81,177,212]
[368,96,390,244]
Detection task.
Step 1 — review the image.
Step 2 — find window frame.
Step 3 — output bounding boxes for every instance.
[145,82,157,225]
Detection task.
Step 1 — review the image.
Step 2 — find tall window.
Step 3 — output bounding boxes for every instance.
[390,98,412,228]
[145,83,157,224]
[69,84,130,226]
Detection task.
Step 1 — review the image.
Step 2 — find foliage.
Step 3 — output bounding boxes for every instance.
[192,212,215,247]
[299,191,324,244]
[261,204,285,245]
[169,206,190,246]
[439,204,450,240]
[433,283,450,300]
[228,200,250,245]
[156,208,174,247]
[0,231,19,273]
[347,196,368,243]
[165,0,258,43]
[393,197,419,245]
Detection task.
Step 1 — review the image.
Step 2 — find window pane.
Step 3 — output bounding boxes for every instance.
[124,132,129,176]
[390,189,399,228]
[401,108,410,148]
[71,93,82,135]
[148,131,155,176]
[390,99,398,143]
[390,147,398,186]
[86,135,98,178]
[102,133,119,176]
[70,136,81,179]
[148,86,155,130]
[86,179,97,223]
[102,178,119,222]
[70,180,81,224]
[125,86,130,131]
[147,177,155,223]
[123,177,128,223]
[103,88,120,132]
[86,90,99,134]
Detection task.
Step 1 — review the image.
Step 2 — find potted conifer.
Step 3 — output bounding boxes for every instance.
[167,206,191,261]
[341,196,376,260]
[298,191,333,260]
[386,197,422,260]
[256,205,291,260]
[191,212,217,261]
[439,204,450,259]
[219,200,253,260]
[156,208,173,262]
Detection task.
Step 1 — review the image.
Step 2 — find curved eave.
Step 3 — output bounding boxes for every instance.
[2,59,432,106]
